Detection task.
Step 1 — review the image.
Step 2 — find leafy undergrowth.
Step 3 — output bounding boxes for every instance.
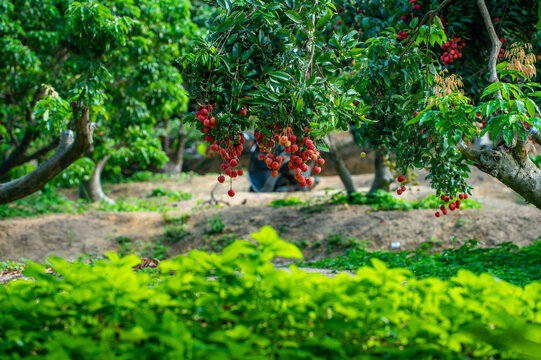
[302,240,541,286]
[270,190,481,212]
[1,227,541,359]
[0,188,192,218]
[332,190,481,211]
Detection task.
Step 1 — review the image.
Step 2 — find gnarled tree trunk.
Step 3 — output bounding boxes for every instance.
[369,148,393,193]
[163,123,187,175]
[326,135,356,196]
[0,103,94,204]
[79,155,113,204]
[461,142,541,208]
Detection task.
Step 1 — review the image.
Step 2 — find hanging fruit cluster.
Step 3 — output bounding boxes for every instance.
[254,124,324,188]
[440,36,465,65]
[498,38,507,59]
[195,103,246,197]
[434,193,469,218]
[396,175,408,195]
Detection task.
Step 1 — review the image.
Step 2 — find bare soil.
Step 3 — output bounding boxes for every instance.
[0,165,539,263]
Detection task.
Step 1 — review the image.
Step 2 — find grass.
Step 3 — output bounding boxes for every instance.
[300,239,541,286]
[269,190,481,212]
[0,188,192,218]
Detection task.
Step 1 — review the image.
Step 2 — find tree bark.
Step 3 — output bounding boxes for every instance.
[460,142,541,208]
[0,103,94,204]
[79,155,113,203]
[369,148,393,193]
[163,122,187,175]
[0,135,59,179]
[326,135,356,195]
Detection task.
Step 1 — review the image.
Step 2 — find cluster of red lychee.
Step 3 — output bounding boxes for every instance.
[410,0,421,11]
[498,38,507,58]
[435,193,469,217]
[440,36,465,65]
[254,124,324,188]
[396,175,408,195]
[476,111,488,130]
[196,103,247,197]
[398,30,409,42]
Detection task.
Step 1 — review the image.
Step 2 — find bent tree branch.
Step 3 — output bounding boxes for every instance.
[457,0,541,209]
[0,103,94,204]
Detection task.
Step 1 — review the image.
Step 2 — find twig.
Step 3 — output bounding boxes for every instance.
[399,0,456,61]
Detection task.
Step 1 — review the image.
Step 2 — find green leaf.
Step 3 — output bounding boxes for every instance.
[525,98,537,118]
[251,226,303,259]
[285,11,302,24]
[296,96,304,112]
[316,14,332,29]
[269,71,292,81]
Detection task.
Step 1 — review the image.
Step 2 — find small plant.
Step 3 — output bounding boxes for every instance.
[115,236,134,257]
[205,214,225,235]
[147,187,192,201]
[270,196,305,208]
[162,224,189,244]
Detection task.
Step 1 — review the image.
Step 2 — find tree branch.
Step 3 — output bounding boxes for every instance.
[0,104,94,204]
[477,0,501,91]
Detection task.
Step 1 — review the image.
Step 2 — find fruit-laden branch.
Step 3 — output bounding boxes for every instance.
[456,0,541,210]
[0,103,94,204]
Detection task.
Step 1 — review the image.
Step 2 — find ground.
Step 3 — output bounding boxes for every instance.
[1,165,539,263]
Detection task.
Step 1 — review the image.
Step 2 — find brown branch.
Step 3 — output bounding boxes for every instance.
[0,103,94,204]
[477,0,501,91]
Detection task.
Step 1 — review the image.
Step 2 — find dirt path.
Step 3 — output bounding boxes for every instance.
[0,168,539,262]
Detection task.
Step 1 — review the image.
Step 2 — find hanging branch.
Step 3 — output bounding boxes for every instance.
[399,0,456,61]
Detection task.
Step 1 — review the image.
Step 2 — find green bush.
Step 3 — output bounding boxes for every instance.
[332,190,482,211]
[1,227,541,359]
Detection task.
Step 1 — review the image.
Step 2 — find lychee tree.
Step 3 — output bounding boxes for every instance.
[0,0,197,204]
[182,0,541,211]
[0,0,130,204]
[331,0,541,211]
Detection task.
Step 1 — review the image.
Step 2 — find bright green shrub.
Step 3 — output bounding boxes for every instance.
[1,227,541,359]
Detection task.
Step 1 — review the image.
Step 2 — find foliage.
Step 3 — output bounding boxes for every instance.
[0,189,181,218]
[1,0,195,193]
[269,191,481,211]
[332,190,481,211]
[303,240,541,286]
[270,196,305,207]
[147,187,193,201]
[1,227,541,358]
[205,214,226,235]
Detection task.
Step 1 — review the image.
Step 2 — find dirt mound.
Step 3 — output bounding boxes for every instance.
[0,168,539,262]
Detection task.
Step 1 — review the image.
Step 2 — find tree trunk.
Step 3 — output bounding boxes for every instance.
[79,155,114,203]
[163,123,187,175]
[460,142,541,209]
[369,148,393,193]
[0,136,59,179]
[326,135,356,195]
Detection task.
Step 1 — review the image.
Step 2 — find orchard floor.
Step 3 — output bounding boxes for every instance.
[0,168,540,263]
